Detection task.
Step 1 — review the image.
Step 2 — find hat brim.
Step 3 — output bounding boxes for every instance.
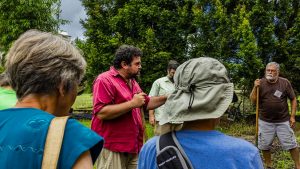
[159,83,234,125]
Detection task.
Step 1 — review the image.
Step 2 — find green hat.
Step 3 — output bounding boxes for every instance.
[159,57,234,125]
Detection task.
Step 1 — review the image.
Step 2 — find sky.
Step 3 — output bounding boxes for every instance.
[60,0,87,40]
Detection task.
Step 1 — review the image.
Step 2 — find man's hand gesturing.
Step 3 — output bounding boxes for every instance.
[131,92,146,108]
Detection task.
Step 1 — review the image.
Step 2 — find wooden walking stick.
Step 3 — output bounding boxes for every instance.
[255,87,259,146]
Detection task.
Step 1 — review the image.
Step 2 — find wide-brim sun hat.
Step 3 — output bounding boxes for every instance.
[159,57,234,125]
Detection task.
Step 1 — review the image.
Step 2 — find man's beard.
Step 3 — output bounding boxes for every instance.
[265,74,278,82]
[129,71,140,79]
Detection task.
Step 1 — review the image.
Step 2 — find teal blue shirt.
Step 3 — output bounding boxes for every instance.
[0,108,103,169]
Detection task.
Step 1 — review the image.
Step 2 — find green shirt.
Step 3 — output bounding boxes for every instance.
[149,76,175,120]
[0,87,17,110]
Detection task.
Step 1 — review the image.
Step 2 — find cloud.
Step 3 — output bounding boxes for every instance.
[60,0,87,40]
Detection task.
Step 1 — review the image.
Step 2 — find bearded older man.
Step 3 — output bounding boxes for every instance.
[250,62,299,169]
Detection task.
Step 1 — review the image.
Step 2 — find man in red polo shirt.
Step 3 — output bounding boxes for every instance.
[92,45,168,169]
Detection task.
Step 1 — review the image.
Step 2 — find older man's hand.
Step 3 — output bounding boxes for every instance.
[290,116,296,129]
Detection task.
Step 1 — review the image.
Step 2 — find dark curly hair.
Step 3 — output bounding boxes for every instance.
[167,60,179,70]
[113,45,142,69]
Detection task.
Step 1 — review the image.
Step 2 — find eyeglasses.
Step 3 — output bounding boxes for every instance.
[266,69,277,73]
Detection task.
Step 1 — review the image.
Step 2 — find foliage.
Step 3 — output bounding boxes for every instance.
[79,119,91,128]
[0,65,4,73]
[79,118,300,169]
[232,5,262,91]
[75,93,300,168]
[80,0,195,92]
[248,0,300,92]
[219,119,297,169]
[72,93,93,110]
[79,0,300,94]
[0,0,67,65]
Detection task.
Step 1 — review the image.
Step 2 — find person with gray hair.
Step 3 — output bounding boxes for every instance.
[0,29,104,169]
[0,72,17,110]
[250,62,299,169]
[138,57,263,169]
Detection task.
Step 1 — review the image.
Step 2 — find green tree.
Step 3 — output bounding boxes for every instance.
[188,0,243,85]
[284,3,300,93]
[232,5,263,91]
[0,0,66,58]
[80,0,300,94]
[80,0,195,92]
[249,0,300,92]
[188,1,223,59]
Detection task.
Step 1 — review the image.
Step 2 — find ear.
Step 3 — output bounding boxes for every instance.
[121,61,128,69]
[58,82,66,97]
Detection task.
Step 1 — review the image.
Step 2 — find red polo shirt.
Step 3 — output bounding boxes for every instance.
[91,66,149,153]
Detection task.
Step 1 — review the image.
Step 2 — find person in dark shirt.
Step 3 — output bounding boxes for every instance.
[250,62,299,169]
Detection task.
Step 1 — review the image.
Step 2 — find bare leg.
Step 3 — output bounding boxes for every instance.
[262,150,272,168]
[289,147,300,169]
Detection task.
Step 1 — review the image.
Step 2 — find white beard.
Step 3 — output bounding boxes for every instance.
[266,74,277,82]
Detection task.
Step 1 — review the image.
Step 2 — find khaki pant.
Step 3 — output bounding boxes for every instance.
[154,122,183,136]
[95,148,138,169]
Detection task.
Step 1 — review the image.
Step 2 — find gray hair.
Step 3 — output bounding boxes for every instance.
[5,30,86,99]
[266,62,280,72]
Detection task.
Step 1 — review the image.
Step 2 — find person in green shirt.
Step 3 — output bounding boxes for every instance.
[0,72,17,110]
[148,60,181,135]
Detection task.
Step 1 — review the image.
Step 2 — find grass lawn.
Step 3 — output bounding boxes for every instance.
[72,93,93,110]
[74,94,300,169]
[79,119,91,128]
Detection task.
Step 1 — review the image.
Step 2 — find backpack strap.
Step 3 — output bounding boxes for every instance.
[156,132,194,169]
[41,116,69,169]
